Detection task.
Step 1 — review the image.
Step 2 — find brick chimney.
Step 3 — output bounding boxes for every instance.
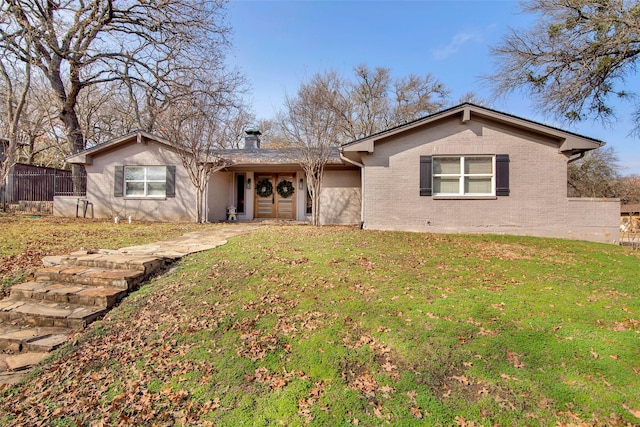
[244,129,261,150]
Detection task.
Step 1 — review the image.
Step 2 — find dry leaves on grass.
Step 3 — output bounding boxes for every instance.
[506,350,525,369]
[0,279,227,425]
[297,381,326,424]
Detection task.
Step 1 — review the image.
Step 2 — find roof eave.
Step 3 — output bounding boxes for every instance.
[65,131,174,165]
[340,103,605,154]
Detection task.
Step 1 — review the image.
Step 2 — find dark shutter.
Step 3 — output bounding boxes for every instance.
[114,166,124,197]
[166,165,176,198]
[495,154,510,196]
[420,156,432,196]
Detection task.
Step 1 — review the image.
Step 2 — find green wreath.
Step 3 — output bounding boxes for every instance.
[256,179,273,198]
[276,180,295,198]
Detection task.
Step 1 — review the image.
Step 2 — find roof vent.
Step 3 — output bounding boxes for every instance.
[244,129,261,150]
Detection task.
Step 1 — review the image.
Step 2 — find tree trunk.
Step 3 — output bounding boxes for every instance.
[196,186,204,223]
[306,167,324,226]
[62,111,86,195]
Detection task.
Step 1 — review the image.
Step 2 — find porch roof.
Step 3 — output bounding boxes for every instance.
[208,147,345,166]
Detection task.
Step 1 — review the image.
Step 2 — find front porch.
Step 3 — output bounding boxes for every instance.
[206,166,361,225]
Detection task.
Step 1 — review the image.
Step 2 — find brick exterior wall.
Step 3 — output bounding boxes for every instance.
[57,141,198,222]
[320,169,361,225]
[360,115,619,243]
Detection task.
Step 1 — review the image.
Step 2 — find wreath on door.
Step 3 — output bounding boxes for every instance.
[276,180,295,198]
[256,179,273,198]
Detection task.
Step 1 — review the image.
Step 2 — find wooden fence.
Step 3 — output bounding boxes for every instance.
[2,163,86,214]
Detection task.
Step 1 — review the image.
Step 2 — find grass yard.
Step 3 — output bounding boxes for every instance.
[1,222,639,426]
[0,214,220,295]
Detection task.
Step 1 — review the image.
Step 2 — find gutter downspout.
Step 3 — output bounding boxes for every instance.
[568,151,586,164]
[339,149,365,228]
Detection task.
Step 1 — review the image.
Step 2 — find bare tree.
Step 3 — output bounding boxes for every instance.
[568,146,622,198]
[391,73,449,127]
[160,79,247,223]
[487,0,640,132]
[338,64,450,141]
[254,119,290,148]
[278,66,449,225]
[280,72,343,226]
[0,40,30,191]
[0,0,232,185]
[619,175,640,204]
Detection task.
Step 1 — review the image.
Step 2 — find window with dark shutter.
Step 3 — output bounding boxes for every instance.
[420,156,432,196]
[114,166,124,197]
[495,154,510,196]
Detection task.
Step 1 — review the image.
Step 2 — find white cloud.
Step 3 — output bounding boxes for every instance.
[432,30,484,60]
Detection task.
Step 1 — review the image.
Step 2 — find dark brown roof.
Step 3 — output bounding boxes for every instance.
[209,147,344,165]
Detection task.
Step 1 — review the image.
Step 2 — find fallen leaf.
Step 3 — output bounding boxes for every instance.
[537,398,551,409]
[381,361,397,372]
[410,407,423,419]
[452,375,471,385]
[590,349,599,359]
[373,405,383,419]
[506,351,525,368]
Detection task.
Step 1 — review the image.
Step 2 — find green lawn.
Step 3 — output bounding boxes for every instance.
[1,224,639,426]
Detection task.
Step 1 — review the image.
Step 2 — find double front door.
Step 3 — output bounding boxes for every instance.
[254,173,296,219]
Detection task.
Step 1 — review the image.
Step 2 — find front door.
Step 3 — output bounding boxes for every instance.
[254,173,296,219]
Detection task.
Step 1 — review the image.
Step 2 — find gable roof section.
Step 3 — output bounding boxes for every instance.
[66,131,347,167]
[66,131,175,165]
[341,103,604,155]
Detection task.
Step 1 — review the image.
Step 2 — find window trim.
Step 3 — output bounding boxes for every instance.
[124,166,168,198]
[432,155,496,197]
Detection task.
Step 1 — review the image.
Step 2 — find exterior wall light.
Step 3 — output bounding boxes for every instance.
[299,178,304,190]
[247,178,252,189]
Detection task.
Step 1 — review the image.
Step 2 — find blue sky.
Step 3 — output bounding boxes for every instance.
[225,0,640,175]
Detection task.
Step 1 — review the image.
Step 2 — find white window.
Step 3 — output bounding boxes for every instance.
[124,166,167,197]
[433,156,494,196]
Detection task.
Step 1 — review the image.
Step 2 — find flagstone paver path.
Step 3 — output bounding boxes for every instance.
[0,224,258,386]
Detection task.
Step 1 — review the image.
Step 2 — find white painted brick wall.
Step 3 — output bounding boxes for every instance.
[361,116,619,243]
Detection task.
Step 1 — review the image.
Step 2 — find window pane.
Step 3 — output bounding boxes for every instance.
[465,157,492,174]
[146,166,167,181]
[434,177,460,194]
[434,158,460,174]
[125,167,144,181]
[147,182,166,197]
[465,177,492,194]
[125,182,145,196]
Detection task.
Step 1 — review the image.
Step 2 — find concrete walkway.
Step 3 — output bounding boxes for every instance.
[0,224,258,386]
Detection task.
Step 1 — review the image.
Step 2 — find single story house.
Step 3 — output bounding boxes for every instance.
[56,103,620,243]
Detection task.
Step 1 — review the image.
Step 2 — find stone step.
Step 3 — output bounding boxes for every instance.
[60,252,166,274]
[3,352,50,371]
[0,299,107,330]
[10,281,127,308]
[0,325,72,353]
[35,266,146,290]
